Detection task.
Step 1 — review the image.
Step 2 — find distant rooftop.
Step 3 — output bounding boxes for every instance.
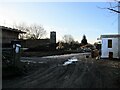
[0,26,26,33]
[101,34,120,38]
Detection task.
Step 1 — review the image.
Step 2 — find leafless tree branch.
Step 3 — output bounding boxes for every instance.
[107,8,120,13]
[97,1,120,13]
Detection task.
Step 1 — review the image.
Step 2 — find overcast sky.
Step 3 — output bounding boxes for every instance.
[0,2,118,44]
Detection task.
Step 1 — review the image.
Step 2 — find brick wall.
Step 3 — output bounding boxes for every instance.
[20,39,50,48]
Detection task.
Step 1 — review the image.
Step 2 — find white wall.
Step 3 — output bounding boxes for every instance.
[101,38,119,58]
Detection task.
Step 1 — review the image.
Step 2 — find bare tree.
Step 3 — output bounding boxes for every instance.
[62,34,74,44]
[29,24,46,39]
[107,1,120,13]
[98,1,120,13]
[13,23,47,39]
[13,22,31,39]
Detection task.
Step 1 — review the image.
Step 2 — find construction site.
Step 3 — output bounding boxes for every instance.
[1,2,120,88]
[2,53,120,88]
[1,25,120,88]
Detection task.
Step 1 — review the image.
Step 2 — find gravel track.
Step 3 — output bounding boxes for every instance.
[3,53,120,88]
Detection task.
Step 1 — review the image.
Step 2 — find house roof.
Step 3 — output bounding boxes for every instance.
[0,26,26,33]
[101,34,120,38]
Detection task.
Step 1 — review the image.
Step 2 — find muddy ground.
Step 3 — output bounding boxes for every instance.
[2,53,120,88]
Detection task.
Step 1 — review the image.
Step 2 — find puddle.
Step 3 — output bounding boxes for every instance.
[38,62,44,63]
[21,60,37,64]
[21,60,46,65]
[41,53,81,59]
[63,57,78,66]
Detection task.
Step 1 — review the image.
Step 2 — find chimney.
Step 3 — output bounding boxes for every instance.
[50,31,56,44]
[50,31,56,50]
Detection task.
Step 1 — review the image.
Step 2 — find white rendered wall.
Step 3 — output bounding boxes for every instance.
[101,38,119,58]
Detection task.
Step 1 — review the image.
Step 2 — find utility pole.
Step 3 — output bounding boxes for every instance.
[118,1,120,58]
[118,1,120,34]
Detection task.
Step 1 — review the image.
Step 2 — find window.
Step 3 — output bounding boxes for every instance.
[108,39,112,48]
[109,52,113,59]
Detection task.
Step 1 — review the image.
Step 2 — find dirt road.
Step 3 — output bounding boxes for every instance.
[3,53,120,88]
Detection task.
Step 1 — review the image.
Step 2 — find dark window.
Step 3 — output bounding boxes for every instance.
[108,39,112,48]
[109,52,113,59]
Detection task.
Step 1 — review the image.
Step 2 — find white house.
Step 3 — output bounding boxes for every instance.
[101,34,120,59]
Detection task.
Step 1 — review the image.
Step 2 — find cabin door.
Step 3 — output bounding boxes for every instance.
[109,52,113,59]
